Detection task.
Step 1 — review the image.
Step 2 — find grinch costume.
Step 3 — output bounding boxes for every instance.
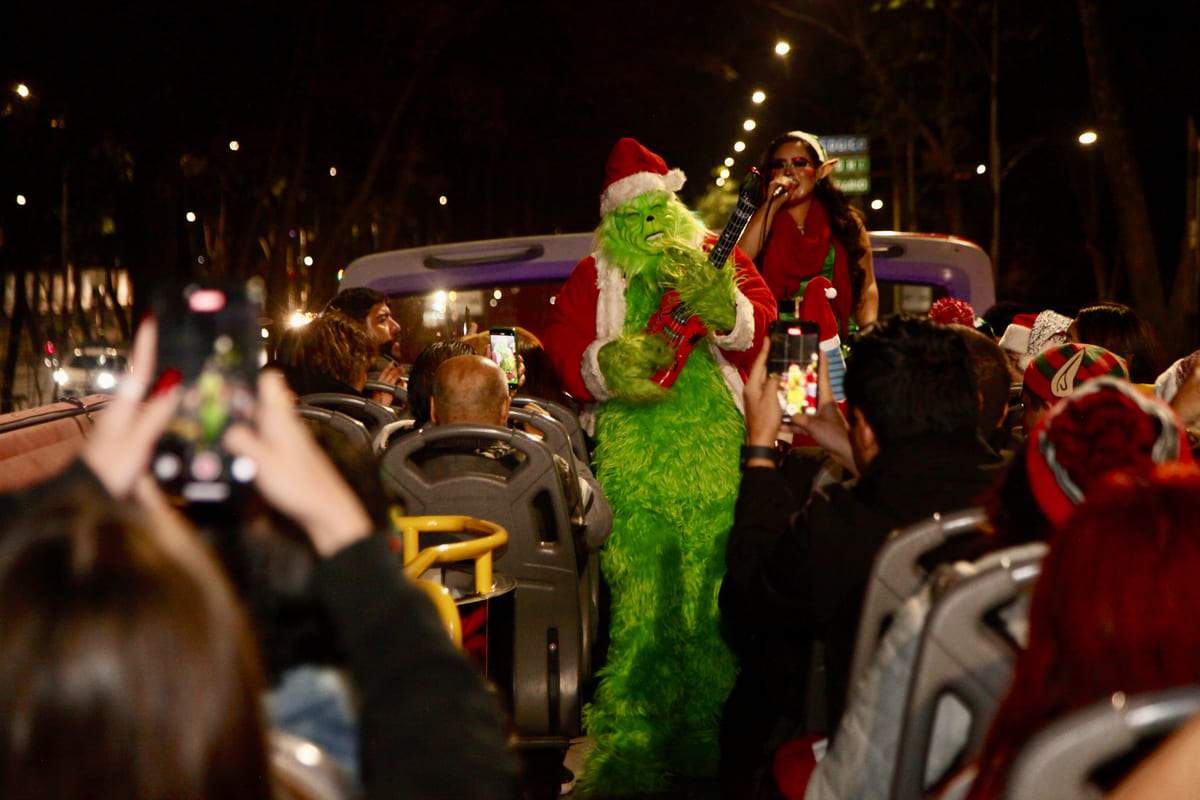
[545,138,776,794]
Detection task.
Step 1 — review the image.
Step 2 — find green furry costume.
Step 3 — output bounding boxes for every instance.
[544,139,776,795]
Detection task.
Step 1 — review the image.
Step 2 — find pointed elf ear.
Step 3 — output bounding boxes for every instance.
[816,159,839,182]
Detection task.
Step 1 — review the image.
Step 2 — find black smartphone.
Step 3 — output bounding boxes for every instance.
[150,277,265,504]
[489,326,519,390]
[768,319,820,422]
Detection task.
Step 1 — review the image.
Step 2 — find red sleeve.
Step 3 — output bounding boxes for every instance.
[716,245,778,374]
[544,257,601,403]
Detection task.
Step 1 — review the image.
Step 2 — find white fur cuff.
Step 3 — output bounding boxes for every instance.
[710,290,755,352]
[581,339,614,402]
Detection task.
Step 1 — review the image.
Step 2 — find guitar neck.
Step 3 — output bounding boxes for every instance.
[708,189,762,269]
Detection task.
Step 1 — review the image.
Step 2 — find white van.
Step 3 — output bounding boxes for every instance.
[339,231,995,364]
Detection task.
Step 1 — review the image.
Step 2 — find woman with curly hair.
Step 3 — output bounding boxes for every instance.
[738,130,878,336]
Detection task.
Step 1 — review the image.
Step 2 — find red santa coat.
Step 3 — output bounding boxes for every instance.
[545,239,776,415]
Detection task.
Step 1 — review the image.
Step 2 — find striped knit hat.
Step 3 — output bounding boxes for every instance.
[1022,343,1129,406]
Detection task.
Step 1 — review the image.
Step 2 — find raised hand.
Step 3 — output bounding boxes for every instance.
[597,333,673,403]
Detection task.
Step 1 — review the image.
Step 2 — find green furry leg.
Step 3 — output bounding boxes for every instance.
[581,506,683,796]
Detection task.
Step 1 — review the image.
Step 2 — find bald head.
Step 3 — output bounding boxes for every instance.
[430,355,511,426]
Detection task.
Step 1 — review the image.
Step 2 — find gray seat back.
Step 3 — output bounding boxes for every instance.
[512,394,590,462]
[300,392,398,434]
[890,542,1047,800]
[364,379,411,417]
[1003,687,1200,800]
[850,508,988,697]
[380,422,585,744]
[294,405,374,455]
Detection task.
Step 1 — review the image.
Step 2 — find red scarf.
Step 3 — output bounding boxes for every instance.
[760,198,853,336]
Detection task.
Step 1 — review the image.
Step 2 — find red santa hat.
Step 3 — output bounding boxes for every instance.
[599,138,687,216]
[797,276,840,347]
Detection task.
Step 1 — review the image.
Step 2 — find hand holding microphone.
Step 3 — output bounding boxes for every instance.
[768,176,796,202]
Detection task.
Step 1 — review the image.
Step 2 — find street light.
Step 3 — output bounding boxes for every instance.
[185,211,196,223]
[438,195,448,206]
[743,119,756,132]
[734,141,746,153]
[724,157,734,167]
[228,140,240,151]
[1078,130,1098,146]
[976,164,987,175]
[870,199,884,211]
[16,195,26,206]
[775,41,790,56]
[15,84,30,99]
[752,90,766,104]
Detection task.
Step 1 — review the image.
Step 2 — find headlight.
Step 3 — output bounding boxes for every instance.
[94,372,116,391]
[52,369,68,386]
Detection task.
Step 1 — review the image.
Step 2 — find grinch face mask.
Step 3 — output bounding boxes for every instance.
[612,191,671,255]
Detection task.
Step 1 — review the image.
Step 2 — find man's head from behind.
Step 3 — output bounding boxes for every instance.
[950,323,1012,437]
[843,315,979,465]
[430,355,511,427]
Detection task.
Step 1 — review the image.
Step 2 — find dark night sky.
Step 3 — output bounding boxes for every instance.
[2,0,1198,315]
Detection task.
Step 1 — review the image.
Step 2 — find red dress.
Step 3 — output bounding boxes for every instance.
[760,198,854,337]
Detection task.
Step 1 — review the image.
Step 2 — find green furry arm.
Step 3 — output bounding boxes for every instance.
[597,333,673,403]
[659,245,738,333]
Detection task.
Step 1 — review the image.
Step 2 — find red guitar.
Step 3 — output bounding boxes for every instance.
[644,169,766,388]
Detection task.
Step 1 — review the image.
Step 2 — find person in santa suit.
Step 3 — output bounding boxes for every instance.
[544,138,776,795]
[738,130,878,339]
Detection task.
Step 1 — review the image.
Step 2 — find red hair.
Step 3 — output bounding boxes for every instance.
[965,462,1200,800]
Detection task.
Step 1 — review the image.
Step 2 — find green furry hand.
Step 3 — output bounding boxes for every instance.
[597,333,674,403]
[659,245,738,333]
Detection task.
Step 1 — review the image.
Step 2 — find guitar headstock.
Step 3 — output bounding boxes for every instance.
[729,170,768,217]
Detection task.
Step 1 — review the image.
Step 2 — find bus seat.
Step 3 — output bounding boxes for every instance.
[373,418,416,454]
[512,394,591,462]
[364,379,411,418]
[379,422,588,748]
[294,405,374,456]
[1003,687,1200,800]
[850,508,988,701]
[890,542,1046,800]
[299,392,398,435]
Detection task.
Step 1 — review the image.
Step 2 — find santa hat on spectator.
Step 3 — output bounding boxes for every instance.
[1000,310,1074,371]
[928,297,977,328]
[1022,343,1129,407]
[599,138,686,216]
[1026,376,1193,526]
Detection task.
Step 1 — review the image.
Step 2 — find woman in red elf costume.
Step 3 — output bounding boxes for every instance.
[738,130,878,338]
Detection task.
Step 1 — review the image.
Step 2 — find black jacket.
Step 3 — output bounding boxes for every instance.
[720,431,1004,748]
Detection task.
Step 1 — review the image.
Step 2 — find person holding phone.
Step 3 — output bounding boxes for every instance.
[720,315,1003,798]
[737,130,878,338]
[0,318,523,800]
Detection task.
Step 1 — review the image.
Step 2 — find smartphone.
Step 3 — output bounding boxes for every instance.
[768,319,820,422]
[489,326,519,390]
[150,277,265,504]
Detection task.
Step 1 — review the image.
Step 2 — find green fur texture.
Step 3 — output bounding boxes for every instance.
[580,206,743,795]
[597,333,674,403]
[658,243,739,333]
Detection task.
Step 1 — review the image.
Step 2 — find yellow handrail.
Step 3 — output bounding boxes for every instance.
[411,580,463,648]
[391,512,509,595]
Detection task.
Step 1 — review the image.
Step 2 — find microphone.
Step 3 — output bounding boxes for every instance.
[770,185,788,201]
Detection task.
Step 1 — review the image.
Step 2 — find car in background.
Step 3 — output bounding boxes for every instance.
[51,344,130,399]
[338,231,995,365]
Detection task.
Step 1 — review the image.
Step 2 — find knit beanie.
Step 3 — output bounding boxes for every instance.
[1025,376,1193,526]
[1022,343,1129,406]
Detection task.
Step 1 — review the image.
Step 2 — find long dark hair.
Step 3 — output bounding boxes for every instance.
[0,489,272,800]
[761,131,869,314]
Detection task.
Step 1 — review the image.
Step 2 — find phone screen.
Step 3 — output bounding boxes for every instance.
[151,278,265,504]
[489,327,519,389]
[768,319,820,422]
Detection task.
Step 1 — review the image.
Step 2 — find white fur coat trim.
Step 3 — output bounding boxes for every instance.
[589,249,746,413]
